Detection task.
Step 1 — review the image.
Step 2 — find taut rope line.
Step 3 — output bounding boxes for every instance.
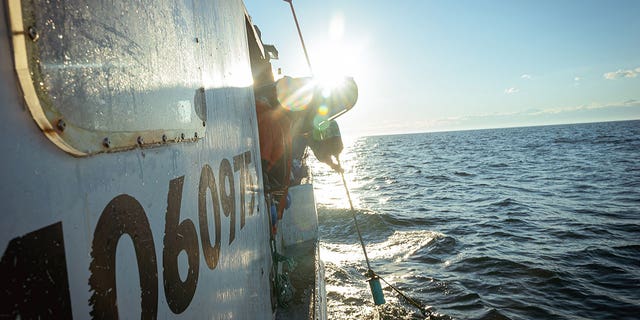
[336,158,431,317]
[337,158,372,271]
[283,0,313,74]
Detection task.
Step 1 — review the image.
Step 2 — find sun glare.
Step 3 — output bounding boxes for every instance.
[317,104,329,115]
[312,51,352,89]
[308,14,367,91]
[272,12,370,136]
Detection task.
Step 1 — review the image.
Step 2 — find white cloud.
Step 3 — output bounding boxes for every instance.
[603,67,640,80]
[504,87,519,94]
[527,99,640,115]
[573,76,582,87]
[360,99,640,135]
[521,74,532,79]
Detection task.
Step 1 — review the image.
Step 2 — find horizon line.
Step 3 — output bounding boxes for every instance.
[346,118,640,139]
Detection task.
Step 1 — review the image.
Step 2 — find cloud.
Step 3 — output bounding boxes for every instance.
[354,99,640,136]
[521,74,532,80]
[573,76,582,87]
[504,87,519,94]
[444,100,640,131]
[603,67,640,80]
[526,99,640,115]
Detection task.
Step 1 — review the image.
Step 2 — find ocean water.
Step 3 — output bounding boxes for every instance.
[309,120,640,320]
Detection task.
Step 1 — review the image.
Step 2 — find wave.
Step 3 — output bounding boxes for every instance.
[553,137,584,144]
[425,174,452,182]
[447,256,562,284]
[316,120,640,319]
[489,198,519,207]
[488,162,509,168]
[321,229,444,264]
[453,171,475,177]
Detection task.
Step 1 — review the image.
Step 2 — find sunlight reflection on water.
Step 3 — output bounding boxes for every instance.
[313,121,640,320]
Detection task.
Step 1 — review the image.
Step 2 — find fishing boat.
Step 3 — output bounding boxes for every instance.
[0,0,329,318]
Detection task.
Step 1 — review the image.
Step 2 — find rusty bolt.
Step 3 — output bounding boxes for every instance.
[56,119,66,132]
[28,26,39,42]
[137,136,144,145]
[161,134,168,143]
[103,137,111,148]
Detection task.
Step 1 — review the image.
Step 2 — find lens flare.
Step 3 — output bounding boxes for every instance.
[276,77,315,111]
[318,104,329,116]
[315,75,346,94]
[322,87,332,98]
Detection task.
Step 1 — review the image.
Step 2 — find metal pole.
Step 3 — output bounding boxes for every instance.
[283,0,313,74]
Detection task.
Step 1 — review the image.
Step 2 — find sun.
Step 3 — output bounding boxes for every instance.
[276,12,369,94]
[307,13,368,90]
[311,44,357,88]
[273,12,369,131]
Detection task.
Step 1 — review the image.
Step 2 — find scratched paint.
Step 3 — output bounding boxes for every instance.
[0,0,275,318]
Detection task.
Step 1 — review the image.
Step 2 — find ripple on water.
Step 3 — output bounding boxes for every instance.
[315,121,640,319]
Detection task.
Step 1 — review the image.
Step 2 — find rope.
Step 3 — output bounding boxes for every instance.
[284,0,313,74]
[336,158,431,318]
[282,2,428,316]
[377,273,431,317]
[337,158,372,271]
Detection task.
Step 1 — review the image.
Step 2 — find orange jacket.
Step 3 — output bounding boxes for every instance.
[256,99,292,181]
[255,99,292,221]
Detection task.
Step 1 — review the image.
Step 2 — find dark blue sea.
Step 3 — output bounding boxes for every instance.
[310,120,640,319]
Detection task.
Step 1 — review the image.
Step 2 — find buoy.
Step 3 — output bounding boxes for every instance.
[368,274,386,306]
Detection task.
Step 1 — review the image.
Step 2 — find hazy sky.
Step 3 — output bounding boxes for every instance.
[245,0,640,136]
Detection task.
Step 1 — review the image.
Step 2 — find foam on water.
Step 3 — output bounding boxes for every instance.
[310,120,640,319]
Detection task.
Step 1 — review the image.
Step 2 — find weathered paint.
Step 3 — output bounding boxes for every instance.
[0,0,277,318]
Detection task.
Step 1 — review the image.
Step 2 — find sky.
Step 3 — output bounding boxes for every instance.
[245,0,640,137]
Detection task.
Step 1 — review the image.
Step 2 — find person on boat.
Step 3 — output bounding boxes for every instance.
[306,120,344,173]
[290,135,310,185]
[256,97,291,188]
[255,96,293,234]
[255,76,314,225]
[255,75,357,231]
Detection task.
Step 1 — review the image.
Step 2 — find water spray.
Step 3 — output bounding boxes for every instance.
[337,159,433,316]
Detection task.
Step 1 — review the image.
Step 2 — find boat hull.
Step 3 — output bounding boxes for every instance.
[0,0,278,318]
